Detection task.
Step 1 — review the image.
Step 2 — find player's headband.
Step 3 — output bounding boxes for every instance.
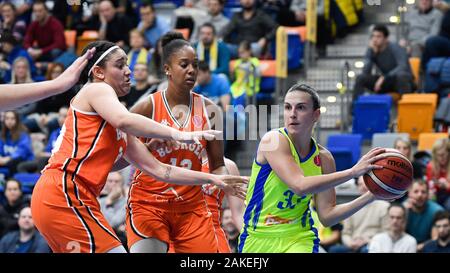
[88,45,120,77]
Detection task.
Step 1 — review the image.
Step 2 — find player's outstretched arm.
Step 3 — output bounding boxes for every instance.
[260,131,387,196]
[123,134,248,198]
[313,147,377,227]
[87,83,221,143]
[0,48,95,111]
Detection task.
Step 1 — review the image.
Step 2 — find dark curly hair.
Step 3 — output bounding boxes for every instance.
[161,31,192,64]
[78,40,119,84]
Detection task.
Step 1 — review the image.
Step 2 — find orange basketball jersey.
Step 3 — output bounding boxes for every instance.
[43,105,127,196]
[130,90,211,212]
[201,159,225,227]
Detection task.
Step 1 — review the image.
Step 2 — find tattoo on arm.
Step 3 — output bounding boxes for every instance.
[164,166,171,180]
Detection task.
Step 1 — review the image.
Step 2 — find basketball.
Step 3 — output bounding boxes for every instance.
[363,149,413,200]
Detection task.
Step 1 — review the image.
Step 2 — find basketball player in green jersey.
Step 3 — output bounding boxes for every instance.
[238,83,389,253]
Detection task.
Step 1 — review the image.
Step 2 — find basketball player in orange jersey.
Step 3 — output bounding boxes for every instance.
[0,48,95,111]
[126,32,237,253]
[163,156,244,253]
[30,41,248,253]
[201,157,245,253]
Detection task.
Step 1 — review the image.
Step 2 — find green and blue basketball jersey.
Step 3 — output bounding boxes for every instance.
[238,128,323,253]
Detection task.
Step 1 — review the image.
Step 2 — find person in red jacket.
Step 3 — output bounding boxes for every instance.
[23,0,66,62]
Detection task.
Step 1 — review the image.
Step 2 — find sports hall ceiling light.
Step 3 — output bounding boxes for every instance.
[320,106,327,113]
[327,96,337,103]
[348,71,356,78]
[354,61,364,68]
[406,0,415,4]
[389,16,399,23]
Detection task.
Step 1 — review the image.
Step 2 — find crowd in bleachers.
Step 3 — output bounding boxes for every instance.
[0,0,449,253]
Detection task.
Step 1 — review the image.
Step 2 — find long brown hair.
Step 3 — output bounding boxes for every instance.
[1,111,28,142]
[430,138,450,180]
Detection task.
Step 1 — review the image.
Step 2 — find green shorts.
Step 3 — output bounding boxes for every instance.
[238,230,320,253]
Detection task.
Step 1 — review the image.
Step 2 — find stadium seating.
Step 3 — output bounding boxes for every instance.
[397,94,438,140]
[13,173,41,194]
[417,132,449,152]
[371,132,410,149]
[352,95,392,140]
[327,134,363,171]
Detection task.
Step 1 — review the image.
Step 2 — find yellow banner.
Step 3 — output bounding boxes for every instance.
[276,26,287,78]
[306,0,317,43]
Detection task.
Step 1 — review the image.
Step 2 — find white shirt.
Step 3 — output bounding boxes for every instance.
[369,232,417,253]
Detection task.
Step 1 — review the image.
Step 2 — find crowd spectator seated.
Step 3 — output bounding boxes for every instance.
[190,0,230,41]
[401,0,443,58]
[0,32,36,84]
[230,41,261,106]
[194,61,231,112]
[394,137,425,180]
[422,211,450,253]
[99,172,128,248]
[97,0,134,50]
[222,0,277,58]
[137,3,170,49]
[221,207,239,253]
[23,1,66,63]
[328,176,389,253]
[353,24,413,106]
[0,179,30,237]
[127,29,152,84]
[194,23,231,77]
[17,107,68,174]
[0,111,34,177]
[4,0,32,24]
[425,138,450,211]
[0,206,50,253]
[404,179,445,252]
[368,203,417,253]
[120,63,157,108]
[0,2,27,43]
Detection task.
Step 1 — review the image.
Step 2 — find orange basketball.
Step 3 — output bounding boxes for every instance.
[363,149,413,200]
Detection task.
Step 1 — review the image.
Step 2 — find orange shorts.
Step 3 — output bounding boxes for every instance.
[31,170,122,253]
[167,224,230,253]
[126,202,219,253]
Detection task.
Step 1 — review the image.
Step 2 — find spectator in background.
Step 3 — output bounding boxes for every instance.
[9,58,36,118]
[2,0,32,23]
[422,211,450,253]
[0,111,34,176]
[405,179,444,252]
[230,41,261,106]
[0,32,36,84]
[121,63,156,108]
[0,206,50,253]
[369,203,417,253]
[401,0,443,57]
[394,137,425,179]
[221,207,239,253]
[32,63,76,134]
[127,30,152,84]
[147,39,166,89]
[17,107,68,174]
[222,0,277,58]
[172,0,208,40]
[426,138,450,210]
[0,179,30,236]
[97,0,133,50]
[99,172,127,247]
[328,176,390,253]
[353,25,413,104]
[0,2,27,43]
[137,3,170,49]
[191,0,230,41]
[195,61,231,112]
[421,0,450,70]
[23,0,66,62]
[194,23,230,77]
